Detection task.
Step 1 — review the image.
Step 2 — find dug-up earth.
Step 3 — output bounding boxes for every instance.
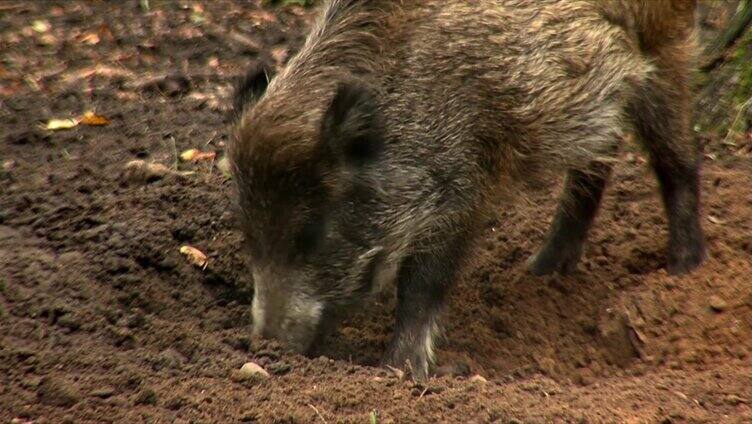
[1,1,751,423]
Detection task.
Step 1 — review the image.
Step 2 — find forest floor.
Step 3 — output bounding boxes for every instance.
[1,1,751,423]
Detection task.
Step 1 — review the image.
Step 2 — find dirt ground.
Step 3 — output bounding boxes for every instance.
[1,1,751,423]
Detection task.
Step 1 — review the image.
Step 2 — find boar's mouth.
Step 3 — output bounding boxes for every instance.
[253,246,387,355]
[294,246,387,355]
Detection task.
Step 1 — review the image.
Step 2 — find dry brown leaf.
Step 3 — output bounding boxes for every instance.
[707,215,724,225]
[179,245,208,269]
[38,34,57,46]
[247,10,277,24]
[180,149,199,162]
[64,64,133,85]
[193,151,216,162]
[79,111,109,126]
[180,149,216,162]
[31,20,51,33]
[45,118,79,131]
[79,32,100,45]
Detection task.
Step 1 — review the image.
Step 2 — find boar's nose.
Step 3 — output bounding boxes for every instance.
[251,289,325,354]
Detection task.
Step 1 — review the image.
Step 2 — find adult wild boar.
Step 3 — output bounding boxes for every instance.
[229,0,704,378]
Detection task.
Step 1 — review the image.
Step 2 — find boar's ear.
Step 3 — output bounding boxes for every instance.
[320,80,384,167]
[232,63,273,119]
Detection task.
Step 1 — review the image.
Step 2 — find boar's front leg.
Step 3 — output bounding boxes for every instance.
[382,236,468,380]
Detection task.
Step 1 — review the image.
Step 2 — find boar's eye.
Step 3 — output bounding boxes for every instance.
[293,217,325,258]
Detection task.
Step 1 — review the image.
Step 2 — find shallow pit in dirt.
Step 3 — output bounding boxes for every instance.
[1,1,751,423]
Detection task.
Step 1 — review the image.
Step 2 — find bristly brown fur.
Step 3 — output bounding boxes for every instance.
[229,0,704,379]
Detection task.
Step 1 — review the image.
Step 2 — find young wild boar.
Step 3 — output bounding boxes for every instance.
[229,0,704,379]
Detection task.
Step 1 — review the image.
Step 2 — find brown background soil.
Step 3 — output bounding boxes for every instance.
[1,1,751,423]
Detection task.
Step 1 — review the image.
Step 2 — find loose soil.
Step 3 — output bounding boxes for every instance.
[1,1,751,423]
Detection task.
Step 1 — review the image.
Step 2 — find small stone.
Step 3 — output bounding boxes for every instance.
[724,394,747,405]
[90,386,116,399]
[37,376,81,407]
[386,366,405,380]
[709,295,728,312]
[231,362,270,382]
[121,160,170,184]
[468,374,488,384]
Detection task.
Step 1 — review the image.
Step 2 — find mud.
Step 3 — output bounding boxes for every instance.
[1,1,751,423]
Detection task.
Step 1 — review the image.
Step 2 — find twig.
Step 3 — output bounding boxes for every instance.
[203,22,262,54]
[0,4,26,11]
[308,404,327,424]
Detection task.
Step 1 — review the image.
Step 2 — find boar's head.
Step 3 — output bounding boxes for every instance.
[229,67,389,353]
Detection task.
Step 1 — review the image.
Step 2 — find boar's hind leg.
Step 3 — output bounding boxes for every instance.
[628,71,705,275]
[382,238,467,380]
[527,162,612,276]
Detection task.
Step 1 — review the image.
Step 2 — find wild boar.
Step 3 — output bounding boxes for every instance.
[229,0,703,379]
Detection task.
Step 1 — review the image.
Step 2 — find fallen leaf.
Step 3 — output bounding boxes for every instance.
[38,34,57,46]
[180,149,199,161]
[247,10,277,24]
[194,151,216,162]
[79,111,109,126]
[79,32,100,45]
[179,245,208,269]
[180,149,216,162]
[707,215,724,224]
[45,118,79,131]
[32,20,50,33]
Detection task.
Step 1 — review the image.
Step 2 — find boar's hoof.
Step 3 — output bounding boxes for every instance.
[666,242,705,276]
[526,248,580,276]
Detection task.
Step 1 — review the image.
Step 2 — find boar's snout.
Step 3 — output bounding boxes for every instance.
[249,247,388,354]
[251,279,325,354]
